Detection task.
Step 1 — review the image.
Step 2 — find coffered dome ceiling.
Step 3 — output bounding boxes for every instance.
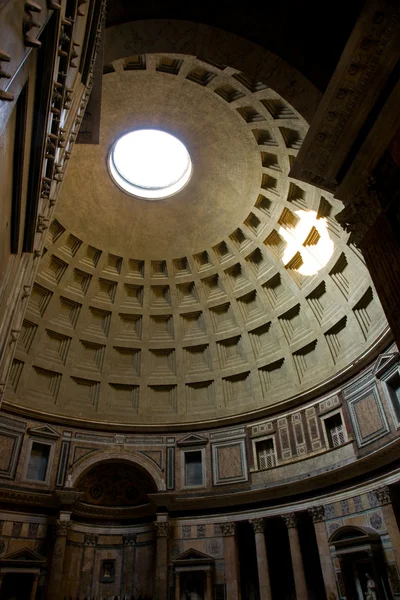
[7,55,388,428]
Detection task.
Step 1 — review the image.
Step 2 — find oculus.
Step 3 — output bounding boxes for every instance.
[108,129,192,199]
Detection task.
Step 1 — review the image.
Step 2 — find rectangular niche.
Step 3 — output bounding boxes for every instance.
[8,359,24,392]
[69,377,100,410]
[180,311,206,341]
[236,106,265,123]
[306,281,337,325]
[176,282,199,307]
[112,347,141,377]
[93,278,117,304]
[150,315,174,341]
[217,336,247,370]
[261,98,297,120]
[324,316,348,364]
[148,385,178,413]
[287,182,307,209]
[201,274,225,302]
[222,371,252,405]
[127,259,144,279]
[115,313,142,341]
[29,367,62,402]
[278,304,310,345]
[184,345,212,375]
[292,340,318,383]
[261,173,279,196]
[236,289,265,325]
[209,303,238,334]
[49,296,81,330]
[47,219,65,244]
[121,283,144,309]
[59,234,82,258]
[186,381,216,413]
[150,285,171,308]
[107,384,139,414]
[151,260,168,278]
[81,307,111,338]
[149,349,177,378]
[39,255,68,285]
[28,284,53,318]
[18,320,37,353]
[79,245,102,269]
[249,322,277,359]
[262,273,291,309]
[75,340,105,373]
[352,287,374,340]
[39,330,71,365]
[258,358,286,394]
[229,228,251,252]
[193,251,214,273]
[173,257,191,277]
[102,253,123,276]
[264,230,286,259]
[224,263,249,293]
[65,268,92,297]
[252,129,278,147]
[212,241,234,264]
[245,248,271,278]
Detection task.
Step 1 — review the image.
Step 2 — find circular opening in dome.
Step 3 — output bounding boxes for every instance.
[108,129,192,199]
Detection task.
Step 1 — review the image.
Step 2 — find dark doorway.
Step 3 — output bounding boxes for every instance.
[0,572,34,600]
[266,517,296,600]
[237,521,259,600]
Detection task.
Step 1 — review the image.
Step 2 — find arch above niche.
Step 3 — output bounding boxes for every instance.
[104,19,321,123]
[69,448,166,492]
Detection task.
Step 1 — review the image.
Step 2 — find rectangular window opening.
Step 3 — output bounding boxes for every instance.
[256,439,276,470]
[325,413,345,448]
[185,450,203,487]
[27,442,50,481]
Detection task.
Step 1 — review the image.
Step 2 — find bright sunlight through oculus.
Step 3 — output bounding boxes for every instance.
[109,129,192,199]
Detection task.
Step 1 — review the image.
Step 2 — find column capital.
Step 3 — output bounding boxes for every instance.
[220,521,236,537]
[123,533,137,546]
[154,521,171,538]
[374,485,391,506]
[54,519,70,537]
[282,512,299,529]
[308,505,325,523]
[84,532,97,546]
[249,517,265,534]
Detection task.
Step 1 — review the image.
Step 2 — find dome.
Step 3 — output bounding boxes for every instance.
[7,55,388,428]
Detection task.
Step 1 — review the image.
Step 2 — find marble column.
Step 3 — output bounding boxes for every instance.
[47,514,71,599]
[30,573,39,600]
[175,572,180,600]
[249,518,272,600]
[283,513,308,600]
[308,506,339,600]
[123,533,137,596]
[375,486,400,571]
[154,517,171,600]
[220,521,241,600]
[80,533,97,598]
[206,569,213,600]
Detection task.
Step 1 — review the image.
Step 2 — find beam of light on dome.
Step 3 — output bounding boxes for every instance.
[279,209,334,276]
[108,129,192,199]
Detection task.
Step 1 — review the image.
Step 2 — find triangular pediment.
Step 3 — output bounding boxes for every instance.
[174,548,213,562]
[177,434,208,447]
[28,424,60,439]
[0,547,46,564]
[373,352,399,378]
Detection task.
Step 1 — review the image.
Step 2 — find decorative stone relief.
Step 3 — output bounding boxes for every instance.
[154,521,171,538]
[249,518,265,533]
[282,513,298,529]
[123,534,137,546]
[84,532,97,546]
[220,522,236,536]
[374,485,391,506]
[55,520,70,537]
[308,506,325,522]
